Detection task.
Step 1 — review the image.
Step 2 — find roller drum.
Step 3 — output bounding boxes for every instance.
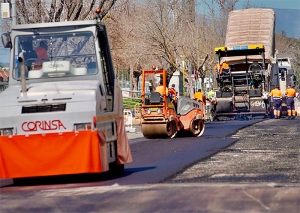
[142,122,177,139]
[216,98,232,113]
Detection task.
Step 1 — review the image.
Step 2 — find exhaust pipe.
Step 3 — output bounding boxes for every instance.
[18,54,27,93]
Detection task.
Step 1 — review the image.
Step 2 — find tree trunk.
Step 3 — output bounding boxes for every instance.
[129,64,134,97]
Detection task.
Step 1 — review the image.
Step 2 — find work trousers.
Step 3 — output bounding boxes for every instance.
[273,99,282,110]
[286,97,295,111]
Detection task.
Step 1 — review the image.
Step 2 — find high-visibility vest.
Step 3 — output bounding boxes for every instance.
[35,47,49,65]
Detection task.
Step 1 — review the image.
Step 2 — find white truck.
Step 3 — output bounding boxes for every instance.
[277,57,297,116]
[277,57,297,94]
[0,10,132,179]
[213,8,280,120]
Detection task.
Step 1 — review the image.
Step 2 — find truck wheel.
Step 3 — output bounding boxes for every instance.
[189,119,205,137]
[109,161,125,175]
[13,178,26,186]
[167,121,177,138]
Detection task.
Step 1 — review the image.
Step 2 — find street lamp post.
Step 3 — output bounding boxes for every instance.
[11,0,16,25]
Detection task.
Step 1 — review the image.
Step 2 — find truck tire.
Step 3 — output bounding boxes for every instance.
[109,161,125,175]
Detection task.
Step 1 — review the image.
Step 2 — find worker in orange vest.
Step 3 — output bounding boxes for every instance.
[168,84,178,104]
[34,42,49,66]
[285,85,296,119]
[168,84,178,97]
[221,61,230,74]
[193,89,203,102]
[155,79,169,96]
[269,85,283,119]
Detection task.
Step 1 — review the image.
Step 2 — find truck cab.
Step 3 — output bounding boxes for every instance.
[0,16,132,179]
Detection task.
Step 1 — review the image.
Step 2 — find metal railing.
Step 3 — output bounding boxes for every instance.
[0,82,9,92]
[121,89,143,98]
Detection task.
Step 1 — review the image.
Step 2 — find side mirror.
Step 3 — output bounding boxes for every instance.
[1,32,12,48]
[291,75,297,87]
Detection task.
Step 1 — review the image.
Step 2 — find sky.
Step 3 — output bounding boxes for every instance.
[236,0,300,10]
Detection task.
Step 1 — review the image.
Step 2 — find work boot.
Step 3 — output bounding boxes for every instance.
[291,116,296,120]
[286,116,291,120]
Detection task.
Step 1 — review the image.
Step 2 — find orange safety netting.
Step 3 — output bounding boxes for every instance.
[0,130,103,178]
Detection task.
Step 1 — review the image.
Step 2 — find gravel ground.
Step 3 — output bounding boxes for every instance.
[165,117,300,184]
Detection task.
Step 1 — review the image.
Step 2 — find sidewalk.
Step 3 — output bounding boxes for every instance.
[126,125,145,142]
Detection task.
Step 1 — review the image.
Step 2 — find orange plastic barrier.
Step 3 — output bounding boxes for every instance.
[0,130,103,178]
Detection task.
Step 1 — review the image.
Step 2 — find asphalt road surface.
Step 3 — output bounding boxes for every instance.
[1,118,299,213]
[166,117,300,184]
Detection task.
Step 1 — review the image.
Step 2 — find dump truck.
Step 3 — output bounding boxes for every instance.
[213,8,279,120]
[0,9,132,179]
[141,69,205,138]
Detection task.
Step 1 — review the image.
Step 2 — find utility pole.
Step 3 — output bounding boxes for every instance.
[11,0,16,25]
[186,0,195,23]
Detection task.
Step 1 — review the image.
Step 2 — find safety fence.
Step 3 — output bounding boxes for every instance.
[121,89,142,98]
[123,102,142,132]
[122,89,143,127]
[123,109,136,132]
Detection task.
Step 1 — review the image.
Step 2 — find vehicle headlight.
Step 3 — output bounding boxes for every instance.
[0,128,14,136]
[74,123,92,131]
[157,108,162,114]
[143,108,151,115]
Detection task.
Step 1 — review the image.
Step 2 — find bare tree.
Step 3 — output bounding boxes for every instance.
[128,0,198,92]
[292,42,300,90]
[107,0,227,97]
[276,32,298,58]
[8,0,119,24]
[107,0,183,90]
[105,1,157,92]
[179,12,222,95]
